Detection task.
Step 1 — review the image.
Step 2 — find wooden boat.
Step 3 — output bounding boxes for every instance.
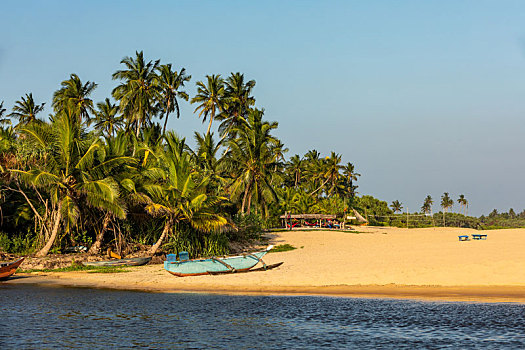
[0,257,25,280]
[164,245,281,277]
[82,257,151,267]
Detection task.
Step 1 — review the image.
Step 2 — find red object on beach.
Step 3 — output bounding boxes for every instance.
[0,257,25,280]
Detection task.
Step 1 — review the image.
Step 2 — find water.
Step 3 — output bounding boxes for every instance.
[1,285,525,349]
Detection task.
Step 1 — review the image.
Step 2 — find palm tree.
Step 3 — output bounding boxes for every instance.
[218,72,256,139]
[391,200,403,213]
[144,140,228,255]
[155,64,191,135]
[441,192,454,226]
[9,93,45,126]
[303,149,322,193]
[0,101,11,126]
[190,132,225,191]
[342,162,360,203]
[226,108,280,216]
[93,98,124,137]
[310,152,343,196]
[112,51,161,137]
[191,74,226,135]
[12,113,125,256]
[52,74,96,123]
[457,194,468,216]
[421,195,433,215]
[287,155,303,188]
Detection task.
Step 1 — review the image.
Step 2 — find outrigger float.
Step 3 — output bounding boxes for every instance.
[164,245,283,277]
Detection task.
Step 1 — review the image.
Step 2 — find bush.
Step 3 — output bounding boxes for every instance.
[0,231,36,254]
[231,213,264,240]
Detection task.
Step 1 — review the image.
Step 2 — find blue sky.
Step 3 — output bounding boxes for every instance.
[1,1,525,215]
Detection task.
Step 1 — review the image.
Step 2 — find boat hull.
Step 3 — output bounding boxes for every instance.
[82,257,151,267]
[164,251,269,277]
[0,258,25,280]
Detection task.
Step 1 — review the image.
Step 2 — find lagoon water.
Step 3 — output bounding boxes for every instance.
[1,285,525,349]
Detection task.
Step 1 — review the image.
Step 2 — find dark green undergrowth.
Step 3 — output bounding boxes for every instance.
[20,263,129,274]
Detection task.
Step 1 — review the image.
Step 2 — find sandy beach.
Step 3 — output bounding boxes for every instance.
[10,227,525,303]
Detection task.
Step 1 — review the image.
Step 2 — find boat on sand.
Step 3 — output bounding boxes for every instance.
[82,257,151,267]
[164,245,282,277]
[0,257,25,280]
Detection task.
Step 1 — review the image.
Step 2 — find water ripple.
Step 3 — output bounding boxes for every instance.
[1,284,525,349]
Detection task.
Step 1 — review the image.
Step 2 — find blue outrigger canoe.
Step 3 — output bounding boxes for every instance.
[164,245,282,277]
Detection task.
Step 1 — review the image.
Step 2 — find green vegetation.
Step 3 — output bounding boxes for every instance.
[0,51,360,259]
[20,263,128,274]
[269,244,297,253]
[1,52,523,259]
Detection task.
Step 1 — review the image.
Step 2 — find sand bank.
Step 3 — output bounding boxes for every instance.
[9,227,525,303]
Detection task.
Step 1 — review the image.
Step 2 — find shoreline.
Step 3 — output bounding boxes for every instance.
[9,274,525,303]
[6,227,525,303]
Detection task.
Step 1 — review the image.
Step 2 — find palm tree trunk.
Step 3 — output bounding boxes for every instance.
[241,182,252,214]
[310,176,331,196]
[162,100,171,136]
[88,213,111,255]
[35,202,62,257]
[206,109,215,135]
[149,218,172,255]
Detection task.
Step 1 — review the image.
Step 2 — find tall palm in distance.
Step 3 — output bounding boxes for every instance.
[287,155,304,189]
[218,72,256,140]
[342,162,360,204]
[155,64,191,136]
[457,194,468,216]
[391,200,403,213]
[52,74,96,123]
[9,93,45,126]
[0,101,12,127]
[93,98,124,138]
[441,192,454,226]
[191,74,226,136]
[311,152,344,196]
[421,195,433,215]
[112,51,161,137]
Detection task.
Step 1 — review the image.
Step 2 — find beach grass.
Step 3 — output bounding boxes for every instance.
[269,244,297,253]
[20,263,129,274]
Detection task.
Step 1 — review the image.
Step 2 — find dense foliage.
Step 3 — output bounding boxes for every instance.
[0,51,360,257]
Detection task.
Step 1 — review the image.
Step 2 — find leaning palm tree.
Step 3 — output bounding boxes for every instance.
[52,74,97,123]
[12,112,125,256]
[144,148,228,255]
[441,192,454,226]
[191,74,226,135]
[155,64,191,135]
[93,98,124,137]
[112,51,161,137]
[310,152,344,196]
[9,93,45,126]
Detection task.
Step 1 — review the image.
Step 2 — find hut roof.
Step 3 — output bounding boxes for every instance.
[279,213,337,220]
